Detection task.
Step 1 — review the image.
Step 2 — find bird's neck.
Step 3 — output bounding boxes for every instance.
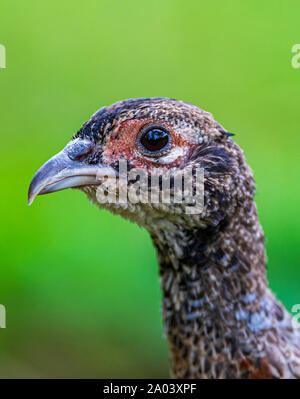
[150,201,280,378]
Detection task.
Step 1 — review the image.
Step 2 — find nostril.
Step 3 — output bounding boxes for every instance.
[65,138,95,162]
[74,150,94,162]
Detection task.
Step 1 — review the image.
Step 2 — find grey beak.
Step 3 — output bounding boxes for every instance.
[28,138,118,205]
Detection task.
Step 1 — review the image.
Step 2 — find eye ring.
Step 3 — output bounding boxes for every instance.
[137,124,171,156]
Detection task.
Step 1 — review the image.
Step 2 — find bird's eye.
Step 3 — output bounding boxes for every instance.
[138,124,170,154]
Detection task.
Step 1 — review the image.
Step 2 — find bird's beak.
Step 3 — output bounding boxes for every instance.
[28,138,118,205]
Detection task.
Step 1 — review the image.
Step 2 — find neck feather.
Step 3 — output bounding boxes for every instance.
[149,200,286,378]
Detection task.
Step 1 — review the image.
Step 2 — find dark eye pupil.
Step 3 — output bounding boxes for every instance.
[140,128,169,152]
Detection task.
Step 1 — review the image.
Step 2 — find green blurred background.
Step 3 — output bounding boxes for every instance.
[0,0,299,378]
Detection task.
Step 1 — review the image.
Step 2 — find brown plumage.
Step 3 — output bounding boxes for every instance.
[28,98,300,379]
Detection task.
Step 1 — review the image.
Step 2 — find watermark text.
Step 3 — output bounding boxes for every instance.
[291,44,300,69]
[0,44,6,68]
[95,160,204,215]
[0,304,6,328]
[292,304,300,328]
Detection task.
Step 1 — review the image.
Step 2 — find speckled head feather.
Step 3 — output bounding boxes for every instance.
[74,97,226,143]
[29,98,300,379]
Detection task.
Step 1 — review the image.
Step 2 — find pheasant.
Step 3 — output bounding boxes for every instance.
[28,98,300,379]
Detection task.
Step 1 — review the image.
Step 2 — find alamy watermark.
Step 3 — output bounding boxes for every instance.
[0,44,6,68]
[95,160,204,215]
[292,304,300,328]
[291,44,300,69]
[0,304,6,328]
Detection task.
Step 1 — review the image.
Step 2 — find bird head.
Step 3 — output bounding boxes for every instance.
[28,98,253,233]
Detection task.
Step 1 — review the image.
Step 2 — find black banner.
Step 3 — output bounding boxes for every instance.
[0,379,294,397]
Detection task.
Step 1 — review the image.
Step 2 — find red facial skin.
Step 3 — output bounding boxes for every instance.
[102,118,189,170]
